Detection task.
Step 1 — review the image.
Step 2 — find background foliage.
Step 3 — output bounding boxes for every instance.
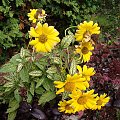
[0,0,120,62]
[0,0,120,119]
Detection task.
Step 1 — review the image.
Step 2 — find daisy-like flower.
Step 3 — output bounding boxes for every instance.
[54,74,89,94]
[28,9,47,23]
[93,94,110,110]
[75,21,100,42]
[75,42,94,62]
[58,100,75,114]
[29,22,60,52]
[68,90,98,112]
[77,65,95,81]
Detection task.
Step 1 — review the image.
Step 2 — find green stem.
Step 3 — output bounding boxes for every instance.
[65,26,77,36]
[67,47,70,71]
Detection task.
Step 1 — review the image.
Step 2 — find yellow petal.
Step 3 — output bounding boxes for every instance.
[29,27,39,37]
[29,39,39,45]
[56,88,64,94]
[35,22,42,35]
[45,42,52,52]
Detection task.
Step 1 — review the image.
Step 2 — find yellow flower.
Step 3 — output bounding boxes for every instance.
[75,42,94,62]
[58,100,75,114]
[77,65,95,81]
[93,94,110,110]
[28,9,47,23]
[54,74,89,94]
[68,90,98,112]
[29,22,60,52]
[75,21,100,42]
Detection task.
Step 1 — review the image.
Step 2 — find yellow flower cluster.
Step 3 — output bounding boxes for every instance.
[28,9,60,52]
[54,21,109,113]
[54,65,110,113]
[28,9,110,114]
[75,21,100,62]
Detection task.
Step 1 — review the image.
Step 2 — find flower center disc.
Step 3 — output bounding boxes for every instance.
[97,100,102,105]
[77,96,87,105]
[65,105,72,110]
[39,34,47,43]
[64,82,75,92]
[81,47,89,54]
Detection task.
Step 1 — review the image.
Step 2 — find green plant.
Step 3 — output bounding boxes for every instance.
[0,8,111,119]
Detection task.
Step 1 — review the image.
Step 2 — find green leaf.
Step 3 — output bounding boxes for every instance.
[9,11,14,18]
[47,73,61,81]
[20,47,25,58]
[8,111,17,120]
[16,0,24,7]
[35,87,45,95]
[5,87,13,92]
[46,66,57,74]
[14,89,21,102]
[0,63,16,73]
[27,91,32,103]
[42,78,55,91]
[38,91,56,105]
[4,76,12,81]
[17,63,23,72]
[69,59,76,75]
[7,99,19,113]
[4,82,13,88]
[10,53,21,64]
[62,91,70,100]
[52,57,61,64]
[34,62,45,71]
[29,70,42,77]
[36,78,44,88]
[30,81,35,96]
[20,47,30,58]
[19,67,29,82]
[34,57,48,71]
[61,34,75,48]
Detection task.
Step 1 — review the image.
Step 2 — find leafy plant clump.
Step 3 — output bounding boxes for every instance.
[0,9,110,120]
